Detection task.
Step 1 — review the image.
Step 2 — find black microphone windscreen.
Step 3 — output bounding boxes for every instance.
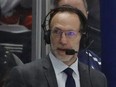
[65,49,77,55]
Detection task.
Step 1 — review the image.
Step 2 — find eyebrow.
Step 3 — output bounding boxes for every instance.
[52,26,78,31]
[53,27,61,30]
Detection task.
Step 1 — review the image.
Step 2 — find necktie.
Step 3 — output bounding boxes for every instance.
[64,68,76,87]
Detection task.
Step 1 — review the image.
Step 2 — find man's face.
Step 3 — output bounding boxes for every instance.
[50,12,81,62]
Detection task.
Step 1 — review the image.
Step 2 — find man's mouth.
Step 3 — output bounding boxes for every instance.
[57,48,68,51]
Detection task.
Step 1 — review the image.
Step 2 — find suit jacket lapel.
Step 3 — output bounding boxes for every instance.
[41,56,92,87]
[79,62,92,87]
[42,55,58,87]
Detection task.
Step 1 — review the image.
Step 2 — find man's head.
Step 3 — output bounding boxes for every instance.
[55,0,88,18]
[42,5,87,65]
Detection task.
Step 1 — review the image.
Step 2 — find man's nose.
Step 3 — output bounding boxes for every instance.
[60,33,68,45]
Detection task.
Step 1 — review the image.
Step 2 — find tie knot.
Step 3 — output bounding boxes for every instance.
[64,68,73,76]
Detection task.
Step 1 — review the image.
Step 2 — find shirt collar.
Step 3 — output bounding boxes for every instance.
[49,52,79,75]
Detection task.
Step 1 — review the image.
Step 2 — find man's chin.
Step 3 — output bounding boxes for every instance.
[57,49,67,55]
[58,56,72,62]
[55,53,73,62]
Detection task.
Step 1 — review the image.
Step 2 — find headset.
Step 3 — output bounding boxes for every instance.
[42,5,90,49]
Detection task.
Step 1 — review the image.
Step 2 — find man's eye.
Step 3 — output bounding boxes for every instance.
[53,30,61,34]
[67,31,77,36]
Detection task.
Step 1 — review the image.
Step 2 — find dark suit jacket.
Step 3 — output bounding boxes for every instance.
[5,55,107,87]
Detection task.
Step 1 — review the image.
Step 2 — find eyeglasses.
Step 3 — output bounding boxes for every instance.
[51,29,79,38]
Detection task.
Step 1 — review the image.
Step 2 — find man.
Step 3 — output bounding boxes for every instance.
[5,5,107,87]
[54,0,102,71]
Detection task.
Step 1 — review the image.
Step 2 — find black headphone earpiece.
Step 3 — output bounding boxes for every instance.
[44,30,51,44]
[80,24,94,50]
[41,9,54,44]
[80,32,89,49]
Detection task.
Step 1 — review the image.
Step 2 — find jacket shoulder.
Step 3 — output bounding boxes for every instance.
[79,62,107,87]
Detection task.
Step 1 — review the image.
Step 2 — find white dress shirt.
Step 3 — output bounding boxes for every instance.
[49,52,80,87]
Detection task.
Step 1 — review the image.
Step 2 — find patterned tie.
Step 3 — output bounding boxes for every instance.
[64,68,76,87]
